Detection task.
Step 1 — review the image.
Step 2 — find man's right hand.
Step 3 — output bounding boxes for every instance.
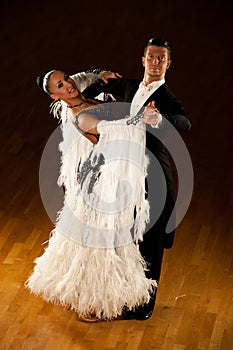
[100,71,122,84]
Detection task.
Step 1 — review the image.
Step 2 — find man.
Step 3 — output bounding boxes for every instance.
[83,37,191,320]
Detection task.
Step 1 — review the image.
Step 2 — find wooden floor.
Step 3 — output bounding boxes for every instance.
[0,157,232,350]
[1,1,233,349]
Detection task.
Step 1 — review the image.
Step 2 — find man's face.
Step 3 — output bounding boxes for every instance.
[142,45,172,81]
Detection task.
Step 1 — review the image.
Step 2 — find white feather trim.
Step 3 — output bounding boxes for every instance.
[26,112,157,320]
[25,231,157,320]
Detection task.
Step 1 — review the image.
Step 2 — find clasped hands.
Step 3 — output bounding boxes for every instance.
[100,72,161,128]
[142,101,162,128]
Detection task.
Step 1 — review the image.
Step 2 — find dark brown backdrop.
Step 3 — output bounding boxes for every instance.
[1,0,232,225]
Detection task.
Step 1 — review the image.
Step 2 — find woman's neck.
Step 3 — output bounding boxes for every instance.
[65,95,99,115]
[65,94,87,108]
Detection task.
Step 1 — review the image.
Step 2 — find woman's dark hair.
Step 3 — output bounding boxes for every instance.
[143,37,172,59]
[36,75,44,89]
[36,70,55,95]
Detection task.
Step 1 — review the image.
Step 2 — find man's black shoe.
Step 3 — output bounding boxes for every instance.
[122,289,156,320]
[134,305,154,320]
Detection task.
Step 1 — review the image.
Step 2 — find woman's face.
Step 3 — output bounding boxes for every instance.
[48,70,80,100]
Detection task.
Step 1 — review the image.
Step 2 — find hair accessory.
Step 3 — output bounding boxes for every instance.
[43,70,56,94]
[49,99,62,121]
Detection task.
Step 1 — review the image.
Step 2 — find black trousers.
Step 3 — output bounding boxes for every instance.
[139,190,175,282]
[139,211,165,282]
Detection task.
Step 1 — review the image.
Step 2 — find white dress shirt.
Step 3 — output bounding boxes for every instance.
[130,78,165,128]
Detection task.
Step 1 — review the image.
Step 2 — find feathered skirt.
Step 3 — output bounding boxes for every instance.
[26,117,157,320]
[25,229,157,320]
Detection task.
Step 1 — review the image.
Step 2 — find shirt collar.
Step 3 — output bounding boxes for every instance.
[140,78,165,91]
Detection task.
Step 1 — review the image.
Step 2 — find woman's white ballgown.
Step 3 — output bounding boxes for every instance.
[25,106,157,320]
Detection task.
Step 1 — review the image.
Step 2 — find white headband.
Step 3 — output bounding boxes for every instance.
[43,70,56,94]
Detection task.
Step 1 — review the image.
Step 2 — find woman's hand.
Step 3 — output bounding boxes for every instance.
[100,71,122,84]
[142,101,162,128]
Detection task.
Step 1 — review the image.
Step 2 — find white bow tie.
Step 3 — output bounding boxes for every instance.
[138,81,155,96]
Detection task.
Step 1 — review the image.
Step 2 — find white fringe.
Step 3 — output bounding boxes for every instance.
[25,231,157,320]
[26,113,157,320]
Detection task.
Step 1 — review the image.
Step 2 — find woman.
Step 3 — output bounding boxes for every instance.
[25,69,158,322]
